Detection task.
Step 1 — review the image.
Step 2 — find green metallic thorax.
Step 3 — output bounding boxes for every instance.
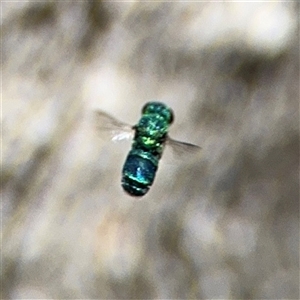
[133,116,167,157]
[121,102,174,196]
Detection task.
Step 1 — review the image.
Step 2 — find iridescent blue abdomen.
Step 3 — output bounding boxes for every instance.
[121,151,158,196]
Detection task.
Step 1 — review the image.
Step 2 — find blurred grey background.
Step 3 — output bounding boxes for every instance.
[2,2,299,299]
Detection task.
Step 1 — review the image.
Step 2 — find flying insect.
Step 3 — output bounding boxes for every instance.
[95,101,201,197]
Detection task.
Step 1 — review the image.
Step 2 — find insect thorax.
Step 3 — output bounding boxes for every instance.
[133,114,169,155]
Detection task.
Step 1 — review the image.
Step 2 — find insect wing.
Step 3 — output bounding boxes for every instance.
[165,136,202,161]
[94,110,134,142]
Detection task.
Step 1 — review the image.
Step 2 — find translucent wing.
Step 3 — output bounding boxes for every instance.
[94,110,134,142]
[165,136,202,161]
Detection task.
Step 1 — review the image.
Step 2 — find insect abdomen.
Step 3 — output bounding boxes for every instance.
[121,151,158,197]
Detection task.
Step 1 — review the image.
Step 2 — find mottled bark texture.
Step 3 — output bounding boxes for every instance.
[2,2,299,299]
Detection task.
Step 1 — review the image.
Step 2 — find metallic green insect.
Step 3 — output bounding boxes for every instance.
[95,101,201,197]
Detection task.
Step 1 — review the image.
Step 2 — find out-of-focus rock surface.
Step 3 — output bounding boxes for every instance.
[2,2,299,299]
